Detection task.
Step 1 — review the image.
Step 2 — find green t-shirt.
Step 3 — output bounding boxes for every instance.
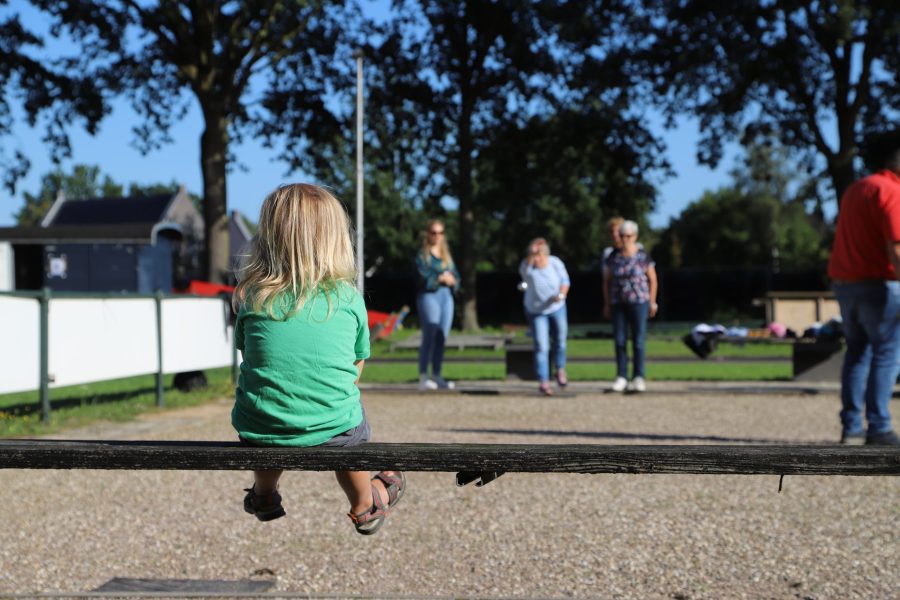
[231,283,370,446]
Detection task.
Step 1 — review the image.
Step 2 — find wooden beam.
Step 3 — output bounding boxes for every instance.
[0,441,897,476]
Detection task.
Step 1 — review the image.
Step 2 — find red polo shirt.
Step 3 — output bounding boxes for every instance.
[828,169,900,281]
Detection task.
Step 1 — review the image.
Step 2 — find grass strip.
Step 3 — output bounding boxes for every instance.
[0,368,234,438]
[360,361,791,383]
[372,337,792,359]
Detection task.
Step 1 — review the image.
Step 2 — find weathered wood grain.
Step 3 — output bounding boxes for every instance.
[0,441,897,475]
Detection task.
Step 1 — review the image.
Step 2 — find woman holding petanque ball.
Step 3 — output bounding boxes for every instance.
[519,237,571,396]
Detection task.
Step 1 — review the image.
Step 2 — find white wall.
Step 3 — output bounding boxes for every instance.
[0,296,40,394]
[161,298,234,373]
[0,243,13,291]
[0,295,235,395]
[48,298,159,387]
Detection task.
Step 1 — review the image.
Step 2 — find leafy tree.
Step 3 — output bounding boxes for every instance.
[324,1,649,329]
[654,142,829,270]
[285,18,448,276]
[474,106,666,270]
[0,1,104,193]
[353,0,557,331]
[638,0,900,206]
[35,0,346,283]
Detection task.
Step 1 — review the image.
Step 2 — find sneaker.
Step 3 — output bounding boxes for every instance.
[840,430,865,445]
[865,430,900,446]
[243,486,286,522]
[611,377,628,392]
[631,377,646,393]
[419,375,438,391]
[433,376,455,390]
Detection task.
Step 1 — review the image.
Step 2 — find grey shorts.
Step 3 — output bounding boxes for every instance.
[320,410,371,447]
[239,409,371,448]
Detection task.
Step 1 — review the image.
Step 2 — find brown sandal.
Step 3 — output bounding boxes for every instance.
[347,471,406,535]
[373,471,407,506]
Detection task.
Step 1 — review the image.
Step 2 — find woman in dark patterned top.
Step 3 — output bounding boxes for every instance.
[414,219,460,390]
[603,220,658,393]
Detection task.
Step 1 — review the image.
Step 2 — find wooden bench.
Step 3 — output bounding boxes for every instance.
[1,441,897,481]
[389,334,510,352]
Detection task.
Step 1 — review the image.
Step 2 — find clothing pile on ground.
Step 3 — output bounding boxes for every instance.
[682,318,844,359]
[801,317,844,342]
[682,324,728,359]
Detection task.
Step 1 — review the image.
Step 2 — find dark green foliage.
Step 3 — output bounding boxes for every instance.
[637,0,900,204]
[34,0,348,283]
[0,0,105,193]
[654,141,829,270]
[474,106,665,270]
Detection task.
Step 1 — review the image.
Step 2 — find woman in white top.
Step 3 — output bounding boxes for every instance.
[519,237,571,396]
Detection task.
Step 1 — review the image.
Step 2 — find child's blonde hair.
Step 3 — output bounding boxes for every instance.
[234,183,356,317]
[421,219,454,270]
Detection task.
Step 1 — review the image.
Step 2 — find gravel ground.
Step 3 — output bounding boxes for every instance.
[0,381,898,599]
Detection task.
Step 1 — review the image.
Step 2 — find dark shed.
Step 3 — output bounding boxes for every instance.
[0,187,204,292]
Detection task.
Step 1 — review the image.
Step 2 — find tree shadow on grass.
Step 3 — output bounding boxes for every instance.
[0,387,164,418]
[436,427,830,445]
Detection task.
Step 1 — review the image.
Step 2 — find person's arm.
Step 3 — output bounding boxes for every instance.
[353,292,370,385]
[887,241,900,279]
[554,258,571,301]
[234,316,244,354]
[647,264,658,318]
[446,263,461,292]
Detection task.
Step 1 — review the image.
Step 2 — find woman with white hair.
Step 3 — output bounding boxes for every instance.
[603,220,658,392]
[519,237,571,396]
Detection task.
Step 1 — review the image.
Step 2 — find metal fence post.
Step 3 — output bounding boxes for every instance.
[39,287,50,423]
[155,291,164,407]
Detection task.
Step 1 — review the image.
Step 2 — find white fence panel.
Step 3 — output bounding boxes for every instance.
[161,298,234,373]
[0,296,40,394]
[49,298,158,387]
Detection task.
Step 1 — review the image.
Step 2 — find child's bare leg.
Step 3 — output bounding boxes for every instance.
[253,469,283,494]
[336,470,396,514]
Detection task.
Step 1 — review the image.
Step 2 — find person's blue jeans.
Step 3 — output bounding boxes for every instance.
[527,305,568,382]
[417,287,454,377]
[612,302,648,379]
[833,281,900,435]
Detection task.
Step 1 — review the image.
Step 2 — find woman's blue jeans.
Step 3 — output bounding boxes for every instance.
[417,287,454,377]
[612,302,648,379]
[527,305,568,382]
[833,281,900,435]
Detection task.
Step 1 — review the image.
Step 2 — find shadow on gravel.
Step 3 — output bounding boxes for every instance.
[0,387,163,417]
[692,385,823,396]
[437,427,828,445]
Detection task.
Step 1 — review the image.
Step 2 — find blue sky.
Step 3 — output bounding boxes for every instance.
[1,1,739,229]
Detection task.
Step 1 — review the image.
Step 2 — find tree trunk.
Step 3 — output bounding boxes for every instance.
[828,153,857,213]
[200,110,230,284]
[457,109,480,332]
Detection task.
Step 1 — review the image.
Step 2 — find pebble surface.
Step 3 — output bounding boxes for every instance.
[0,380,897,599]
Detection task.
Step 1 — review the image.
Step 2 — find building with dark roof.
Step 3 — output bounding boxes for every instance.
[0,187,251,293]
